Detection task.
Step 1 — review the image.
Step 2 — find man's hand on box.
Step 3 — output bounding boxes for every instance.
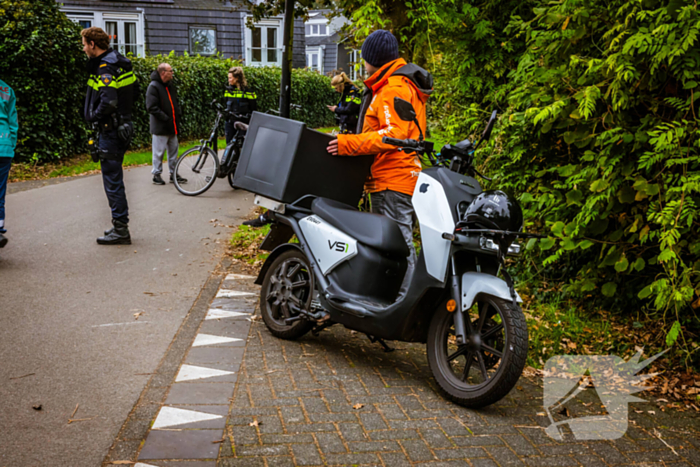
[327,138,339,155]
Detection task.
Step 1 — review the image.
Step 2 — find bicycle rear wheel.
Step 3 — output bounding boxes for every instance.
[174,146,219,196]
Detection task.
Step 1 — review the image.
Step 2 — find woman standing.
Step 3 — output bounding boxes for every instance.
[224,67,257,145]
[327,72,361,134]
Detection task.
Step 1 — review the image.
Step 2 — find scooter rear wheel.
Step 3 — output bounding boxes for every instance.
[427,295,528,408]
[260,249,315,340]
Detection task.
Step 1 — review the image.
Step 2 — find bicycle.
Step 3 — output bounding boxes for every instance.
[173,100,249,196]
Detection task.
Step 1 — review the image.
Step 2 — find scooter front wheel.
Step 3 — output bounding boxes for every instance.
[427,295,528,408]
[260,249,315,340]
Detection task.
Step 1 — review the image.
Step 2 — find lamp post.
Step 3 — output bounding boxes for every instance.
[279,0,294,118]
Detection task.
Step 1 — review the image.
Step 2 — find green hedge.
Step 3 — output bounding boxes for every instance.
[422,0,700,350]
[130,55,340,149]
[1,0,339,163]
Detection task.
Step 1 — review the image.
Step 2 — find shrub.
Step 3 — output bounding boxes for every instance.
[0,0,86,162]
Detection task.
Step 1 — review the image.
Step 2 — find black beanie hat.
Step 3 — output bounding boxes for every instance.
[361,30,399,68]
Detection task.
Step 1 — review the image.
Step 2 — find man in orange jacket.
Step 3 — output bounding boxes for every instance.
[327,29,432,295]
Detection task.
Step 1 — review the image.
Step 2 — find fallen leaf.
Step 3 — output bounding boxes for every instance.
[249,420,262,427]
[32,404,42,411]
[557,407,571,417]
[353,403,364,410]
[536,412,546,416]
[109,462,135,465]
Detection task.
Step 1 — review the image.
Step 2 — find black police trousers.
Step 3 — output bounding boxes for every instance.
[99,130,129,224]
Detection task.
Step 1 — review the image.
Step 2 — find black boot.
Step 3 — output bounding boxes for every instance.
[243,212,273,228]
[0,233,7,248]
[97,220,131,245]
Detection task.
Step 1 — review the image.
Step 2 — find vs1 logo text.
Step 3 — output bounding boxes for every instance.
[328,240,349,252]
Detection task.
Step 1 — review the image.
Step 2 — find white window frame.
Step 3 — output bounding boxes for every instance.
[245,18,282,67]
[189,25,217,55]
[348,49,364,81]
[305,46,323,73]
[61,9,146,57]
[305,19,329,37]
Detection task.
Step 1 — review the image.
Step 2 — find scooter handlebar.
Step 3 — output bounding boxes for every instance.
[382,136,419,149]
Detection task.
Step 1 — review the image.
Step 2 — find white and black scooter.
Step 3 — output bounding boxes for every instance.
[254,99,542,408]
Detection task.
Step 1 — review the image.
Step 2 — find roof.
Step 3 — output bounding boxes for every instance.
[305,32,340,47]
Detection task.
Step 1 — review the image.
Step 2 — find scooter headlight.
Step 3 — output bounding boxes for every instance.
[479,237,521,256]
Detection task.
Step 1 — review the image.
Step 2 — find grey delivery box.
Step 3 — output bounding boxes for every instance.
[232,112,373,206]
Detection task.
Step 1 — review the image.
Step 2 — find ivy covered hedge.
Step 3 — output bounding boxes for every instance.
[2,0,339,162]
[428,0,700,350]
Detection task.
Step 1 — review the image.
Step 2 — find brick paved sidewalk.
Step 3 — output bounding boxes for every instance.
[221,300,700,466]
[109,264,700,467]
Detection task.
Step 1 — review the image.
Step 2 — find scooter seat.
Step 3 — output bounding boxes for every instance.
[311,198,409,258]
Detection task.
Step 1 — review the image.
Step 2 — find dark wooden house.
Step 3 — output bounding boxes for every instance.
[58,0,306,68]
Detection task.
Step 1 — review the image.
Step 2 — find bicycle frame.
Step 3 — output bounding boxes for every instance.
[190,111,223,173]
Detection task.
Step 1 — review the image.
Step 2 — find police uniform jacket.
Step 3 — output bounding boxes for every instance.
[224,85,257,119]
[84,49,136,132]
[334,84,361,131]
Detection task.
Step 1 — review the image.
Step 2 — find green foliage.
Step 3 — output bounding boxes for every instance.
[1,2,338,163]
[0,0,86,162]
[345,0,700,361]
[492,0,700,333]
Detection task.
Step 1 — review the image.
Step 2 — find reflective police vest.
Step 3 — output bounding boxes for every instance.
[224,86,257,115]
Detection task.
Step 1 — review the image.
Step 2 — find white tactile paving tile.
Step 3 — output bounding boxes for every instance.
[225,273,257,280]
[215,289,255,298]
[205,309,250,320]
[175,364,235,382]
[152,406,223,429]
[192,334,242,347]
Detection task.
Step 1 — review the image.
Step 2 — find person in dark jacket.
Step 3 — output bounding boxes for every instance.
[327,72,361,134]
[224,67,257,145]
[81,27,136,245]
[146,63,185,185]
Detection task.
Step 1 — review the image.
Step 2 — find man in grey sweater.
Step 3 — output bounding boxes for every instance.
[146,63,185,185]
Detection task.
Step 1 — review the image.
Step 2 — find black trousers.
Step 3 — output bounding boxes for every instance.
[99,131,129,224]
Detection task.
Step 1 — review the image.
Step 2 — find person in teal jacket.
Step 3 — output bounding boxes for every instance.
[0,78,18,248]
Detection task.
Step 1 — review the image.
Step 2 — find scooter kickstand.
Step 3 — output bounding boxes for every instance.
[366,334,395,352]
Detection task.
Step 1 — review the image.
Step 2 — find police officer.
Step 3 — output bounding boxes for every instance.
[81,27,136,245]
[327,72,361,134]
[224,67,257,145]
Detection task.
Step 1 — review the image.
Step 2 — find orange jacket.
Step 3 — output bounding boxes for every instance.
[337,58,432,196]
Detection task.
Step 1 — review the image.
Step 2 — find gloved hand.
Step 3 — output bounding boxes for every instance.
[117,122,134,142]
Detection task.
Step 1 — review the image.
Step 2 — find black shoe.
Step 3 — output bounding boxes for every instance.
[170,174,187,184]
[103,226,114,236]
[97,220,131,245]
[243,214,272,228]
[153,174,165,185]
[0,233,7,248]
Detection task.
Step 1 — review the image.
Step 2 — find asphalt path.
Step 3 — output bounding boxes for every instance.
[0,165,253,466]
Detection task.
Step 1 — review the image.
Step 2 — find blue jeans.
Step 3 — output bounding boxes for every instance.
[0,157,11,233]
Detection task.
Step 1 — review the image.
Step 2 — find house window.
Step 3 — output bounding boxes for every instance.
[348,49,364,81]
[305,22,328,36]
[306,47,322,72]
[62,10,145,57]
[246,20,281,67]
[190,27,217,55]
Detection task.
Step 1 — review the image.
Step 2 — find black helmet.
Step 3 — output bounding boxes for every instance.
[463,190,523,237]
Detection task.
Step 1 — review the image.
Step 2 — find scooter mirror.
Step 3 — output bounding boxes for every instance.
[393,97,417,122]
[480,110,498,141]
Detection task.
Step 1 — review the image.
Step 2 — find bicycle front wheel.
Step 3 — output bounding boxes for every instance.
[174,146,219,196]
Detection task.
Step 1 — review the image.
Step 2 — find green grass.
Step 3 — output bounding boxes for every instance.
[315,126,340,134]
[47,138,227,178]
[230,224,271,265]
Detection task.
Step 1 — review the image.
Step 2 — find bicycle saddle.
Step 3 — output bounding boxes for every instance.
[234,122,249,132]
